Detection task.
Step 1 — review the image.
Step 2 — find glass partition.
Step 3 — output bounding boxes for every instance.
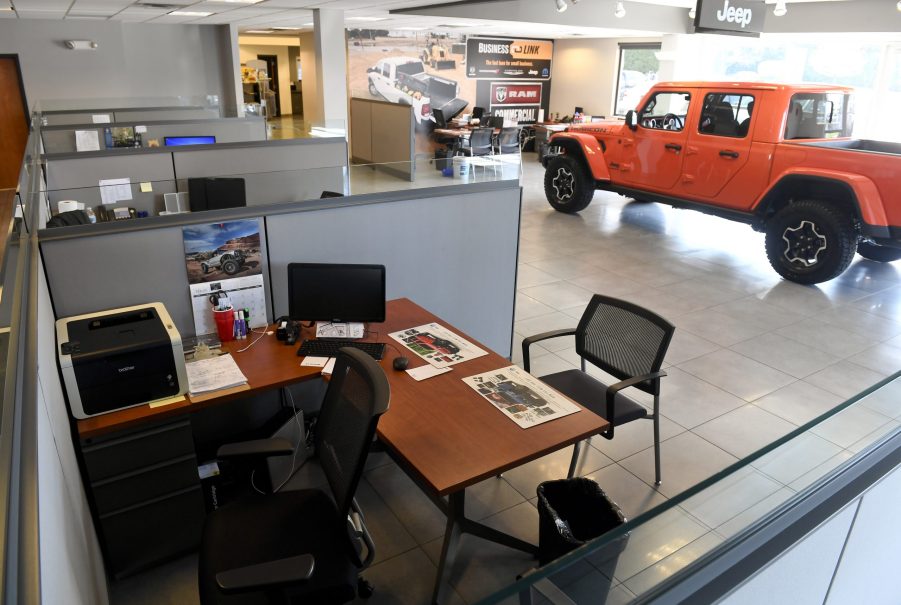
[34,94,222,115]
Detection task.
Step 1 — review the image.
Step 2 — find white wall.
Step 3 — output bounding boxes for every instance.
[0,20,230,110]
[239,42,294,115]
[549,37,662,119]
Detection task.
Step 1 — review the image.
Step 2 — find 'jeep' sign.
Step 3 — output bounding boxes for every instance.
[694,0,765,36]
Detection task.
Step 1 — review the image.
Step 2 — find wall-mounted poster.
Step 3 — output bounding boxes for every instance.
[489,82,544,124]
[465,37,553,80]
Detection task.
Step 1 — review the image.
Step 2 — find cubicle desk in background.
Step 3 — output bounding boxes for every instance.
[40,116,268,154]
[350,97,415,182]
[40,105,220,127]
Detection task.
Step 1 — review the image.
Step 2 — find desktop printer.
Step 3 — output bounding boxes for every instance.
[56,303,188,419]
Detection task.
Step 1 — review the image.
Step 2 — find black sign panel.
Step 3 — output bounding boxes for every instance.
[694,0,765,37]
[465,37,553,80]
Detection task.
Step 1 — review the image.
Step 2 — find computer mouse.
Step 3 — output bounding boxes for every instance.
[392,356,409,371]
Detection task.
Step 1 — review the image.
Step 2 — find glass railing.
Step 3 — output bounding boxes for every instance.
[475,371,901,604]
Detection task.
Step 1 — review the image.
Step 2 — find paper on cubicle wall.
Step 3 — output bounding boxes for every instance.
[388,322,487,368]
[462,365,580,429]
[75,130,100,152]
[98,178,133,204]
[91,114,111,124]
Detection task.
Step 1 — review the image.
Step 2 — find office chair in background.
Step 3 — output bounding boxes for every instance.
[457,127,494,157]
[198,348,391,604]
[522,294,674,485]
[495,127,522,155]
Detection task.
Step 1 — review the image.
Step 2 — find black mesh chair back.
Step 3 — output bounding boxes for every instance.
[575,295,675,396]
[497,127,521,154]
[315,348,390,518]
[467,127,494,156]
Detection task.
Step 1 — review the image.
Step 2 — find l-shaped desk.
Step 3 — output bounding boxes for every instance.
[76,298,608,602]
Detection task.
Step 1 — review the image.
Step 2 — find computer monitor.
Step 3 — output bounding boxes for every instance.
[471,106,485,121]
[187,177,247,212]
[164,136,216,146]
[574,106,584,114]
[287,263,386,323]
[433,107,448,129]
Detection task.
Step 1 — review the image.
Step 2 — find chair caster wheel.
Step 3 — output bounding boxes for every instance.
[358,577,374,599]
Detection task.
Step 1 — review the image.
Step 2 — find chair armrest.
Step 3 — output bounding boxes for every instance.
[605,371,667,423]
[217,437,294,461]
[522,329,576,373]
[216,554,315,594]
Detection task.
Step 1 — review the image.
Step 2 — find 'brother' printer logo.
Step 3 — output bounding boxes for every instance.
[716,0,752,28]
[118,365,136,373]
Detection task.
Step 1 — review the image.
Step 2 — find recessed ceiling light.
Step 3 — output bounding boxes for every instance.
[169,10,212,16]
[346,16,387,21]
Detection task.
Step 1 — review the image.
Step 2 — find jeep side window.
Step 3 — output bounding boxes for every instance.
[639,92,690,131]
[698,93,755,138]
[380,63,390,77]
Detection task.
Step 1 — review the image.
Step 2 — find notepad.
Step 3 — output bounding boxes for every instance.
[185,353,248,395]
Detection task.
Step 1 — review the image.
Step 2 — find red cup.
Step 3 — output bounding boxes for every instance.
[213,308,235,341]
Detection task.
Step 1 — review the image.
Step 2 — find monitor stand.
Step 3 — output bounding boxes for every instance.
[315,321,365,339]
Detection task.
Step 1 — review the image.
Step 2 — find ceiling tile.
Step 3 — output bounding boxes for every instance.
[71,0,134,9]
[14,0,71,9]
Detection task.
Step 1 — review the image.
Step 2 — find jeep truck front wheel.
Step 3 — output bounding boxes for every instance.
[544,155,594,213]
[857,241,901,263]
[765,200,857,284]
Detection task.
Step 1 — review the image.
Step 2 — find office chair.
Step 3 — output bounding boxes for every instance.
[488,115,505,129]
[495,127,522,155]
[198,348,391,604]
[457,127,494,157]
[522,295,674,485]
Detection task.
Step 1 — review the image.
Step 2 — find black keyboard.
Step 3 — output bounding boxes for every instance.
[296,339,386,361]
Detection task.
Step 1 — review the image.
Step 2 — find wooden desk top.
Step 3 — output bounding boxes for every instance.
[77,299,609,497]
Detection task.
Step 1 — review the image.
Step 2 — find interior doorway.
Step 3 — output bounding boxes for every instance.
[257,54,281,117]
[0,55,29,189]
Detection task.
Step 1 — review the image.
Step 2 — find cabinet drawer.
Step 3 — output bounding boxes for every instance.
[100,485,205,579]
[82,419,194,481]
[92,454,199,514]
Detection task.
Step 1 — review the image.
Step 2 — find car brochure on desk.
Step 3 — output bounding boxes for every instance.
[388,323,488,368]
[185,354,248,395]
[462,365,580,429]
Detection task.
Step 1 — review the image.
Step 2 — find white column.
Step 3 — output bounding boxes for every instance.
[221,24,244,117]
[313,8,348,132]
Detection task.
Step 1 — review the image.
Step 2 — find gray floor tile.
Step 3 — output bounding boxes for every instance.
[521,281,594,310]
[676,309,773,347]
[804,360,888,400]
[620,432,738,499]
[515,293,556,322]
[715,487,796,538]
[788,452,854,491]
[653,367,747,429]
[529,256,602,281]
[776,318,874,359]
[523,352,577,376]
[621,532,724,596]
[463,476,527,522]
[753,282,843,316]
[658,278,748,308]
[815,306,901,341]
[584,463,668,519]
[678,349,795,402]
[730,332,841,379]
[587,414,686,462]
[664,330,721,365]
[752,432,844,485]
[514,312,578,353]
[753,381,845,426]
[110,553,199,605]
[693,405,797,459]
[681,466,783,529]
[517,264,561,288]
[846,341,901,376]
[354,478,419,565]
[365,462,446,545]
[846,419,900,454]
[503,442,615,500]
[711,296,807,330]
[857,377,901,419]
[850,286,901,321]
[352,547,466,605]
[568,270,646,299]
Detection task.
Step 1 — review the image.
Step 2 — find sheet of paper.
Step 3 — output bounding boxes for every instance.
[462,365,580,429]
[140,182,153,193]
[135,125,148,134]
[321,358,337,376]
[75,130,100,152]
[99,177,133,205]
[185,353,248,395]
[300,356,329,367]
[189,274,267,337]
[316,321,364,339]
[91,114,111,124]
[389,323,488,368]
[406,365,452,381]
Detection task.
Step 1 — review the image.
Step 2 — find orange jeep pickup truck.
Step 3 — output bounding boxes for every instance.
[543,82,901,284]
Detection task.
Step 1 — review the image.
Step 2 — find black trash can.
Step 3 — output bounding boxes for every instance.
[536,477,626,566]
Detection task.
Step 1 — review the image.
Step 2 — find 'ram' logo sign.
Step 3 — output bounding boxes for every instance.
[495,87,507,103]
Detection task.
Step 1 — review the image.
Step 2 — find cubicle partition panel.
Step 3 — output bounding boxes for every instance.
[38,180,521,356]
[41,117,267,154]
[44,150,177,215]
[171,139,348,205]
[350,98,415,182]
[41,106,219,127]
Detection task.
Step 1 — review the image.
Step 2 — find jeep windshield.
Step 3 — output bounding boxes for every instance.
[396,62,425,76]
[785,92,854,139]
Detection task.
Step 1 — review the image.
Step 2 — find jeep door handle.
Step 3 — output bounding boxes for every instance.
[719,150,740,159]
[665,143,682,152]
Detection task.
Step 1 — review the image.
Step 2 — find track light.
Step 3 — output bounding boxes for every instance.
[897,0,900,11]
[688,6,695,18]
[773,0,787,16]
[555,0,567,12]
[614,1,625,18]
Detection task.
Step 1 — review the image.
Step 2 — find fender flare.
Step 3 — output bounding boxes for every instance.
[756,168,886,228]
[548,132,611,182]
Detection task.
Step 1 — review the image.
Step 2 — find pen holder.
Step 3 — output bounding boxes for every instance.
[213,308,235,342]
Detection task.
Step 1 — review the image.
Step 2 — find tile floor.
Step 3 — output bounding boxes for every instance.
[110,153,901,605]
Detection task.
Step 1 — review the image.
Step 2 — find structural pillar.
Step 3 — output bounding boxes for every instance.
[312,8,348,133]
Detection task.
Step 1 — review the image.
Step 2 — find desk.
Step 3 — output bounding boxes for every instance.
[76,299,608,597]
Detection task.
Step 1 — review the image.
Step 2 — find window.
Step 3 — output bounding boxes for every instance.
[639,92,690,131]
[614,43,660,116]
[698,93,755,138]
[785,92,854,140]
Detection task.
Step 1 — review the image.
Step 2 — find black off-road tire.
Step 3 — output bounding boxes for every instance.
[201,263,209,274]
[857,241,901,263]
[222,259,240,275]
[368,80,378,96]
[544,155,594,213]
[764,200,857,284]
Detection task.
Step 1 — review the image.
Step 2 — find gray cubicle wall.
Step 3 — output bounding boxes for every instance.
[41,106,219,127]
[43,137,348,215]
[350,98,415,181]
[41,117,267,154]
[171,138,348,205]
[38,180,521,356]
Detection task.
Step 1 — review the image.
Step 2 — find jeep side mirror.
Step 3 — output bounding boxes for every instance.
[366,67,375,73]
[625,110,638,131]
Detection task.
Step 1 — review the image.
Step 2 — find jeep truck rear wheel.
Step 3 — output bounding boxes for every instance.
[201,263,210,274]
[765,200,857,284]
[544,155,594,213]
[222,259,240,275]
[857,241,901,263]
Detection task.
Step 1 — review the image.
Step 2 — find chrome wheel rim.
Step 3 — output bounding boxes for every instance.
[782,220,827,267]
[552,167,575,201]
